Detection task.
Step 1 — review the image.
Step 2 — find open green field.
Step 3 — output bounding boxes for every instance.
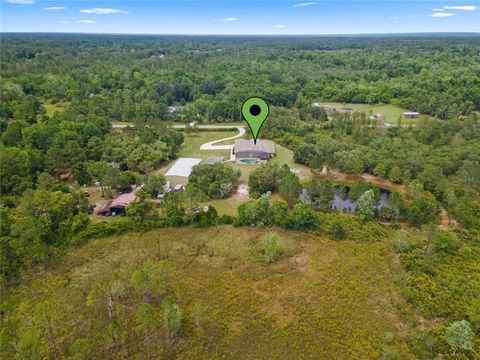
[43,102,69,117]
[1,226,408,359]
[320,102,414,124]
[178,131,233,160]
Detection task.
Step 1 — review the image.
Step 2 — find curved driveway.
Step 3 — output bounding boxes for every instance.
[197,126,245,150]
[112,123,245,157]
[113,123,245,149]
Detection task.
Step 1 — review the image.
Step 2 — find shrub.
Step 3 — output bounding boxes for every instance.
[458,246,473,259]
[279,172,302,207]
[287,203,317,230]
[467,297,480,332]
[261,232,282,263]
[407,191,439,227]
[329,217,348,240]
[218,214,235,225]
[406,332,439,359]
[349,182,380,202]
[378,206,396,222]
[143,173,166,198]
[307,179,334,210]
[162,297,182,340]
[294,143,317,165]
[432,230,460,253]
[445,320,474,355]
[356,189,376,222]
[267,199,289,227]
[126,196,158,221]
[388,166,402,183]
[237,199,268,226]
[163,195,185,227]
[190,206,218,228]
[391,231,412,253]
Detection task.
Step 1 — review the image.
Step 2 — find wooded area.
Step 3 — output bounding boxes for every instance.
[1,34,479,359]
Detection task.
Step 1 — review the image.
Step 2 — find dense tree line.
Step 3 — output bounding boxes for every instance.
[1,34,479,124]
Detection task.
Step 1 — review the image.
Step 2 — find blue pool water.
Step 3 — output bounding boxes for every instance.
[239,159,256,164]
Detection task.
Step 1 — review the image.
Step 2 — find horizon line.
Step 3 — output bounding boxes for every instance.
[1,31,479,36]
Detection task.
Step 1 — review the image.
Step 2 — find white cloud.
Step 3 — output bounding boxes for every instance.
[293,2,317,7]
[6,0,35,4]
[44,6,65,11]
[218,17,238,22]
[58,21,69,24]
[432,8,444,11]
[444,5,478,11]
[388,17,399,20]
[77,20,98,24]
[80,8,128,14]
[427,12,456,17]
[272,24,287,28]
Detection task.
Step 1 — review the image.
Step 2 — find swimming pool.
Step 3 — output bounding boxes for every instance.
[238,159,257,164]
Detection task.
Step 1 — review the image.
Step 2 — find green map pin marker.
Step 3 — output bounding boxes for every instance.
[242,97,269,144]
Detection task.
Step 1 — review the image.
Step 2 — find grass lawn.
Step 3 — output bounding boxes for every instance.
[43,102,69,117]
[320,102,416,125]
[178,131,233,160]
[201,190,248,216]
[1,226,408,359]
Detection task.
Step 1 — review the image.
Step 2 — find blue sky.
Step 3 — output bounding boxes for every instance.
[1,1,479,34]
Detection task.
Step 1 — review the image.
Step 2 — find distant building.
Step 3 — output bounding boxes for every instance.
[167,105,184,116]
[403,111,420,118]
[312,103,334,111]
[233,139,275,161]
[97,193,136,216]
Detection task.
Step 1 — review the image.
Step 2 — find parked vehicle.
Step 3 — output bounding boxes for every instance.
[173,184,184,192]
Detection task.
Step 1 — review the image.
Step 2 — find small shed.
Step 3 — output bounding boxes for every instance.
[403,112,420,118]
[97,193,136,216]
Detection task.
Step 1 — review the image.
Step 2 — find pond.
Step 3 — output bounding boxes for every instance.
[300,186,391,213]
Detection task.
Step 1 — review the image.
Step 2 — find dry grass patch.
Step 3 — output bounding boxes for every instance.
[2,226,410,359]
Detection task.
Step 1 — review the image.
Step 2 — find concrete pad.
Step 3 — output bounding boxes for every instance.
[165,158,201,177]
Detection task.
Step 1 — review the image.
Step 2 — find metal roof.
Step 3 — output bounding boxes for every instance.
[110,193,136,208]
[234,139,275,154]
